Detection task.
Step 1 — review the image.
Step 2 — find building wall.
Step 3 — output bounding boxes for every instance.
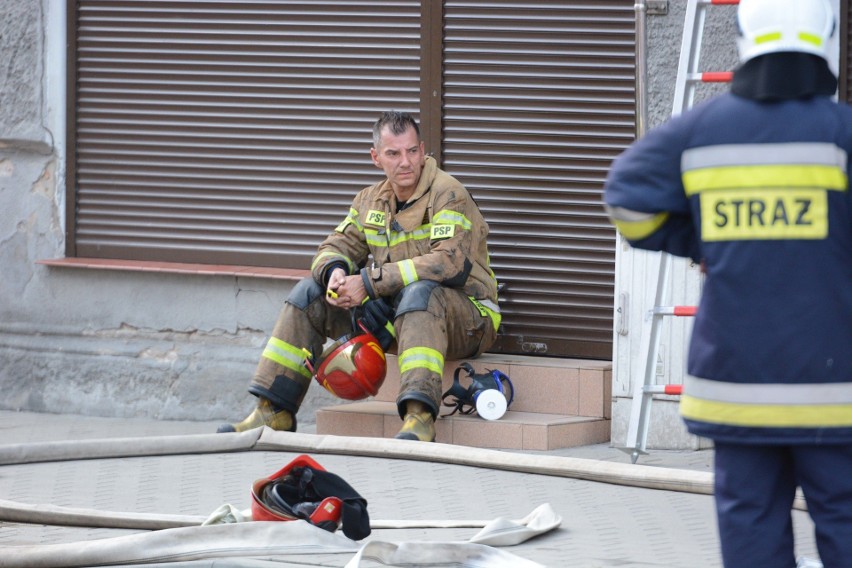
[0,0,341,426]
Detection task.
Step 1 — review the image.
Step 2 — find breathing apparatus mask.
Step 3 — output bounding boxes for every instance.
[441,362,515,420]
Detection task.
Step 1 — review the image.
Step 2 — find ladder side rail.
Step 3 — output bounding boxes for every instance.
[621,252,672,463]
[672,0,707,116]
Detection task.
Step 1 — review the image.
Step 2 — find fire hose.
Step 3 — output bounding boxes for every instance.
[0,426,806,533]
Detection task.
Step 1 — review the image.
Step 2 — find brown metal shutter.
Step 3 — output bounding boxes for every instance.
[70,1,421,268]
[442,1,635,359]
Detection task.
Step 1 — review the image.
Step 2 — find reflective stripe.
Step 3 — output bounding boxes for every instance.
[399,347,444,375]
[384,321,396,338]
[605,205,670,241]
[334,207,364,234]
[432,209,472,231]
[398,259,418,286]
[680,376,852,428]
[312,251,357,274]
[682,143,847,170]
[388,225,430,247]
[262,337,312,379]
[682,143,848,196]
[798,32,823,48]
[469,296,502,332]
[754,31,781,45]
[684,164,847,196]
[684,375,852,404]
[365,229,387,248]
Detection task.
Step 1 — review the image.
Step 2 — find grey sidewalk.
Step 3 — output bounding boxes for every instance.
[0,410,818,567]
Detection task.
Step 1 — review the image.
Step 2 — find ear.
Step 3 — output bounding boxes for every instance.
[370,147,381,168]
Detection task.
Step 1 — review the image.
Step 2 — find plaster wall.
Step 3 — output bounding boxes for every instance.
[0,0,340,427]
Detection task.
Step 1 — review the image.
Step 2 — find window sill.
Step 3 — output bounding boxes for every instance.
[36,258,309,281]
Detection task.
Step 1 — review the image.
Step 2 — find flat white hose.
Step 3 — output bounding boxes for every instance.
[0,426,806,532]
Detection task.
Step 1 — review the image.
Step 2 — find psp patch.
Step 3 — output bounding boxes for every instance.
[365,210,386,227]
[430,224,456,240]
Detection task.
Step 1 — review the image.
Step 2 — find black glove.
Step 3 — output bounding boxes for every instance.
[356,298,396,351]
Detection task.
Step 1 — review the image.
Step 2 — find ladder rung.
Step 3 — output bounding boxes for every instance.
[688,72,733,83]
[652,306,697,317]
[643,384,683,396]
[701,71,733,82]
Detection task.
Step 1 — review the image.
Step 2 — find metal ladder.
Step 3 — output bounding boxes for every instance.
[619,0,738,464]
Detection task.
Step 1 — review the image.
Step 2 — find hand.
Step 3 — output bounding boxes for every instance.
[326,270,368,309]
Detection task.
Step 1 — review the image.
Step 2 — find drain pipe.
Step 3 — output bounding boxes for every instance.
[635,0,650,139]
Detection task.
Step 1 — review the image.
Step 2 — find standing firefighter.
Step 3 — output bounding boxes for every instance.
[604,0,852,566]
[219,111,500,442]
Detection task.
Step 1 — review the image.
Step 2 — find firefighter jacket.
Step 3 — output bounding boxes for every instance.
[604,92,852,444]
[310,156,500,327]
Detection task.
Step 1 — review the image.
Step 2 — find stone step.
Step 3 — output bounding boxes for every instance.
[315,353,613,451]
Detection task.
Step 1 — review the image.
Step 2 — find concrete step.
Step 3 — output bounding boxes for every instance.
[315,353,613,451]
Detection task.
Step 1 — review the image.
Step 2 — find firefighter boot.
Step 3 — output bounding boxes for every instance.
[394,401,436,442]
[217,397,297,433]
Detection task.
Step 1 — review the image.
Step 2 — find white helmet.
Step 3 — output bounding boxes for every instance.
[737,0,836,63]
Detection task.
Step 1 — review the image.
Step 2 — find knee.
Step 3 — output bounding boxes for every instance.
[394,281,440,317]
[286,278,324,310]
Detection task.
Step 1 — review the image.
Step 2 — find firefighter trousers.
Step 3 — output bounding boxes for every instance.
[714,441,852,568]
[248,278,498,419]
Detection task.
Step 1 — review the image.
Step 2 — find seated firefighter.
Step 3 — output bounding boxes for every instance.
[218,111,501,442]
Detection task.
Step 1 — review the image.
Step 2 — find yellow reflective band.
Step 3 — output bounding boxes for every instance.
[335,208,363,234]
[262,337,313,379]
[469,296,502,332]
[700,188,827,241]
[613,212,670,241]
[799,31,823,47]
[388,225,430,247]
[683,164,847,196]
[433,210,472,230]
[399,347,444,375]
[365,210,386,227]
[398,259,418,286]
[312,251,357,273]
[365,229,387,247]
[754,31,782,45]
[430,224,456,240]
[384,321,396,338]
[680,395,852,428]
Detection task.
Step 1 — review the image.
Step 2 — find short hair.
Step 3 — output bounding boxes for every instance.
[372,111,420,149]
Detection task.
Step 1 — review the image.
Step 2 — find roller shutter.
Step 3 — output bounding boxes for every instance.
[69,1,422,267]
[442,1,634,359]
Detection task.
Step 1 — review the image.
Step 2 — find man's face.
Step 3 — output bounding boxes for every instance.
[370,125,425,198]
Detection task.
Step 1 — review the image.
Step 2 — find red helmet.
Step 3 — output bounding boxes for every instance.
[250,454,342,528]
[306,330,387,400]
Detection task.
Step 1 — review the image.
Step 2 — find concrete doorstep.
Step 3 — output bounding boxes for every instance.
[317,353,613,451]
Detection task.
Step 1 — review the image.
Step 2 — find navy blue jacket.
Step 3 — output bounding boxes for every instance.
[605,92,852,444]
